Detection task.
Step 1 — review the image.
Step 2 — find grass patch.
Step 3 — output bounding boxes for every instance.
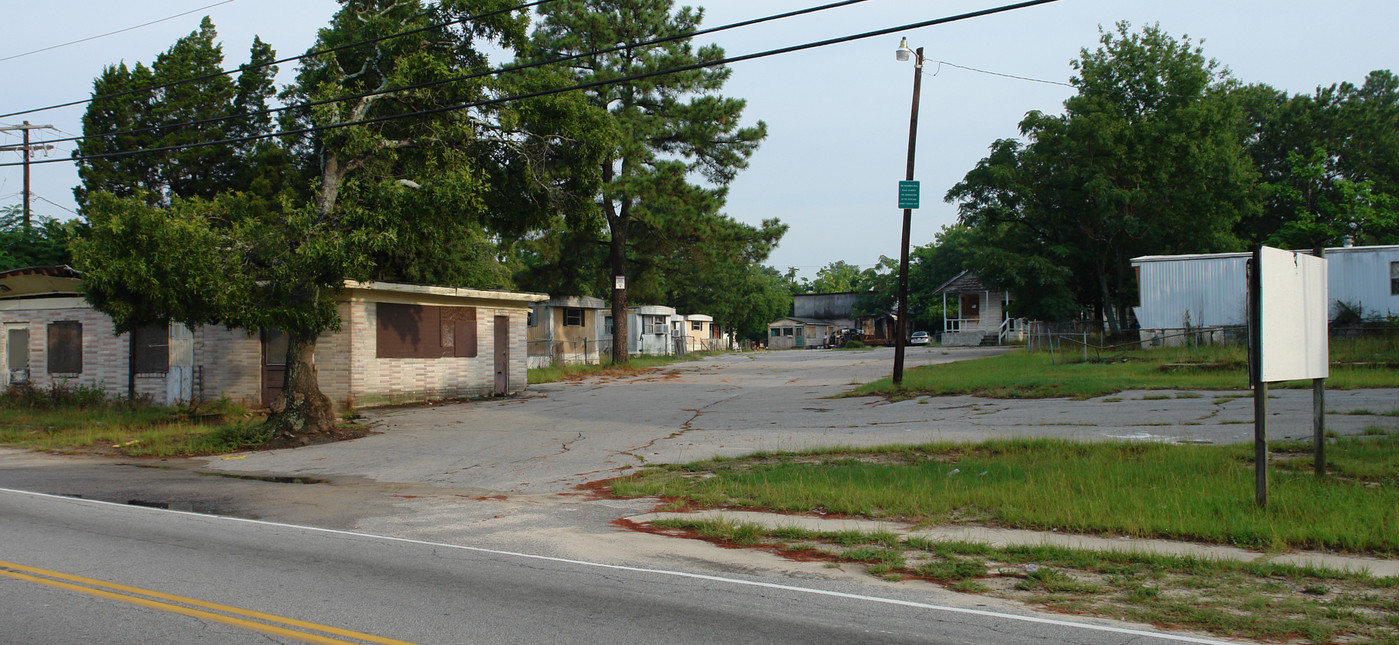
[0,384,285,457]
[645,517,1398,645]
[851,338,1399,399]
[611,437,1399,554]
[528,352,716,384]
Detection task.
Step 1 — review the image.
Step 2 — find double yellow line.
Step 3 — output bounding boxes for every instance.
[0,560,418,645]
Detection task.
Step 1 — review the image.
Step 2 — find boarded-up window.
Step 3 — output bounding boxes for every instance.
[7,327,29,373]
[443,306,477,358]
[132,323,168,374]
[377,303,477,358]
[47,321,82,374]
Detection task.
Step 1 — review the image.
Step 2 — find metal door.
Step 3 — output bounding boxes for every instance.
[493,316,509,396]
[5,325,29,385]
[262,328,289,407]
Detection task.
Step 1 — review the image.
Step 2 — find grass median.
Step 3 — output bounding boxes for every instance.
[611,434,1399,643]
[857,337,1399,399]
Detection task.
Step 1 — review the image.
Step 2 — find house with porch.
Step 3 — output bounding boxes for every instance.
[0,265,546,410]
[931,271,1024,345]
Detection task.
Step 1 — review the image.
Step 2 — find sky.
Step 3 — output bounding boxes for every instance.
[1,0,1395,280]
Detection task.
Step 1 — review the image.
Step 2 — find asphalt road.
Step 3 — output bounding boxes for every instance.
[0,489,1231,645]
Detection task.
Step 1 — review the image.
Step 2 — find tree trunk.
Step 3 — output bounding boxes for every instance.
[1097,260,1122,337]
[609,220,629,364]
[263,152,343,440]
[266,327,337,441]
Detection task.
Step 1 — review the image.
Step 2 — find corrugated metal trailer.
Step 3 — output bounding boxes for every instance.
[1133,245,1399,333]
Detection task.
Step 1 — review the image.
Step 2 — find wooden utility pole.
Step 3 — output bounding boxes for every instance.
[0,121,57,228]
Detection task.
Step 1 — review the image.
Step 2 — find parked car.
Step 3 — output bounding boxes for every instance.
[909,330,930,345]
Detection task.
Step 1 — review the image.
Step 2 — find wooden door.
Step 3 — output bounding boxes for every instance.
[960,293,981,322]
[493,316,509,396]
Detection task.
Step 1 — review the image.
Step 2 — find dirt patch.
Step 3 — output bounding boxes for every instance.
[256,424,376,451]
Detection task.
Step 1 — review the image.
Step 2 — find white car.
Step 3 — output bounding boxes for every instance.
[909,331,930,345]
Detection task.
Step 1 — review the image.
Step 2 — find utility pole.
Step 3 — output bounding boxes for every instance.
[0,121,57,228]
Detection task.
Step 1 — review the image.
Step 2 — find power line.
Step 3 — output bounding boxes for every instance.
[27,0,876,152]
[927,58,1290,104]
[0,0,559,121]
[2,0,1063,168]
[0,0,239,64]
[31,194,79,216]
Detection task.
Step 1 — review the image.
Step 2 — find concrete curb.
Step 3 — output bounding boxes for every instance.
[631,509,1399,577]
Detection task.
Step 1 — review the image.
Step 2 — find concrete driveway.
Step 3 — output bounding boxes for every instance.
[200,346,1399,495]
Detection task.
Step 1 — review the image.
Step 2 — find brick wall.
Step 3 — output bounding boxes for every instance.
[1,305,128,395]
[336,303,530,407]
[193,326,262,407]
[2,294,539,411]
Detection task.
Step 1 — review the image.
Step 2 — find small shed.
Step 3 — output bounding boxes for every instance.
[767,317,836,349]
[527,295,609,368]
[931,271,1023,345]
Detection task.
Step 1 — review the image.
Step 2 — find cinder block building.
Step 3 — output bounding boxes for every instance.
[0,266,546,410]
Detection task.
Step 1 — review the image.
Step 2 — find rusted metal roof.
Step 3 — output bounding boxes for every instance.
[0,265,81,298]
[931,270,987,295]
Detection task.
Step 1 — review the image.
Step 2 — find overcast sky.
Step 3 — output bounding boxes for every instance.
[2,1,1394,279]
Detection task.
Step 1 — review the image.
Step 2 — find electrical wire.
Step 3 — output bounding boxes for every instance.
[1,0,1062,168]
[925,58,1289,104]
[0,0,559,120]
[31,194,79,216]
[0,0,239,64]
[24,0,875,151]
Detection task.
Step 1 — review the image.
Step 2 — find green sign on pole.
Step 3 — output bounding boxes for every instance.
[898,180,920,209]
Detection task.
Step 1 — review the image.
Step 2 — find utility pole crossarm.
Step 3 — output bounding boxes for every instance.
[0,121,59,228]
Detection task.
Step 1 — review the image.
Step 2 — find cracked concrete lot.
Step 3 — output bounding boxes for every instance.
[200,345,1399,496]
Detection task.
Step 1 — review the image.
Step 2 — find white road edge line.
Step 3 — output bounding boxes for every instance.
[3,487,1232,644]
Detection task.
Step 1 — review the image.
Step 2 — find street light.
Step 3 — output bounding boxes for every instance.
[892,37,923,386]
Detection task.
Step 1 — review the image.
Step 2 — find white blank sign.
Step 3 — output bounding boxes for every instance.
[1259,246,1329,382]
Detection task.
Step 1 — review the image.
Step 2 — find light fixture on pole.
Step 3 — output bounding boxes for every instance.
[891,37,923,386]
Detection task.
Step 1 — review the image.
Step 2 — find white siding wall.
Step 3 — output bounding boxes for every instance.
[1326,247,1399,318]
[1134,246,1399,329]
[1134,254,1249,329]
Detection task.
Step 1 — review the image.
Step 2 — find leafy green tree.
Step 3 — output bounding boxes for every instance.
[74,17,258,206]
[947,23,1256,333]
[1238,71,1399,249]
[527,0,767,362]
[0,206,75,270]
[74,1,531,439]
[809,260,874,294]
[658,215,787,340]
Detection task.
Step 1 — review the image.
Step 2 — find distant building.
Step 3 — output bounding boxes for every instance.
[931,271,1023,346]
[793,292,861,329]
[527,295,610,368]
[767,317,837,349]
[1132,244,1399,345]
